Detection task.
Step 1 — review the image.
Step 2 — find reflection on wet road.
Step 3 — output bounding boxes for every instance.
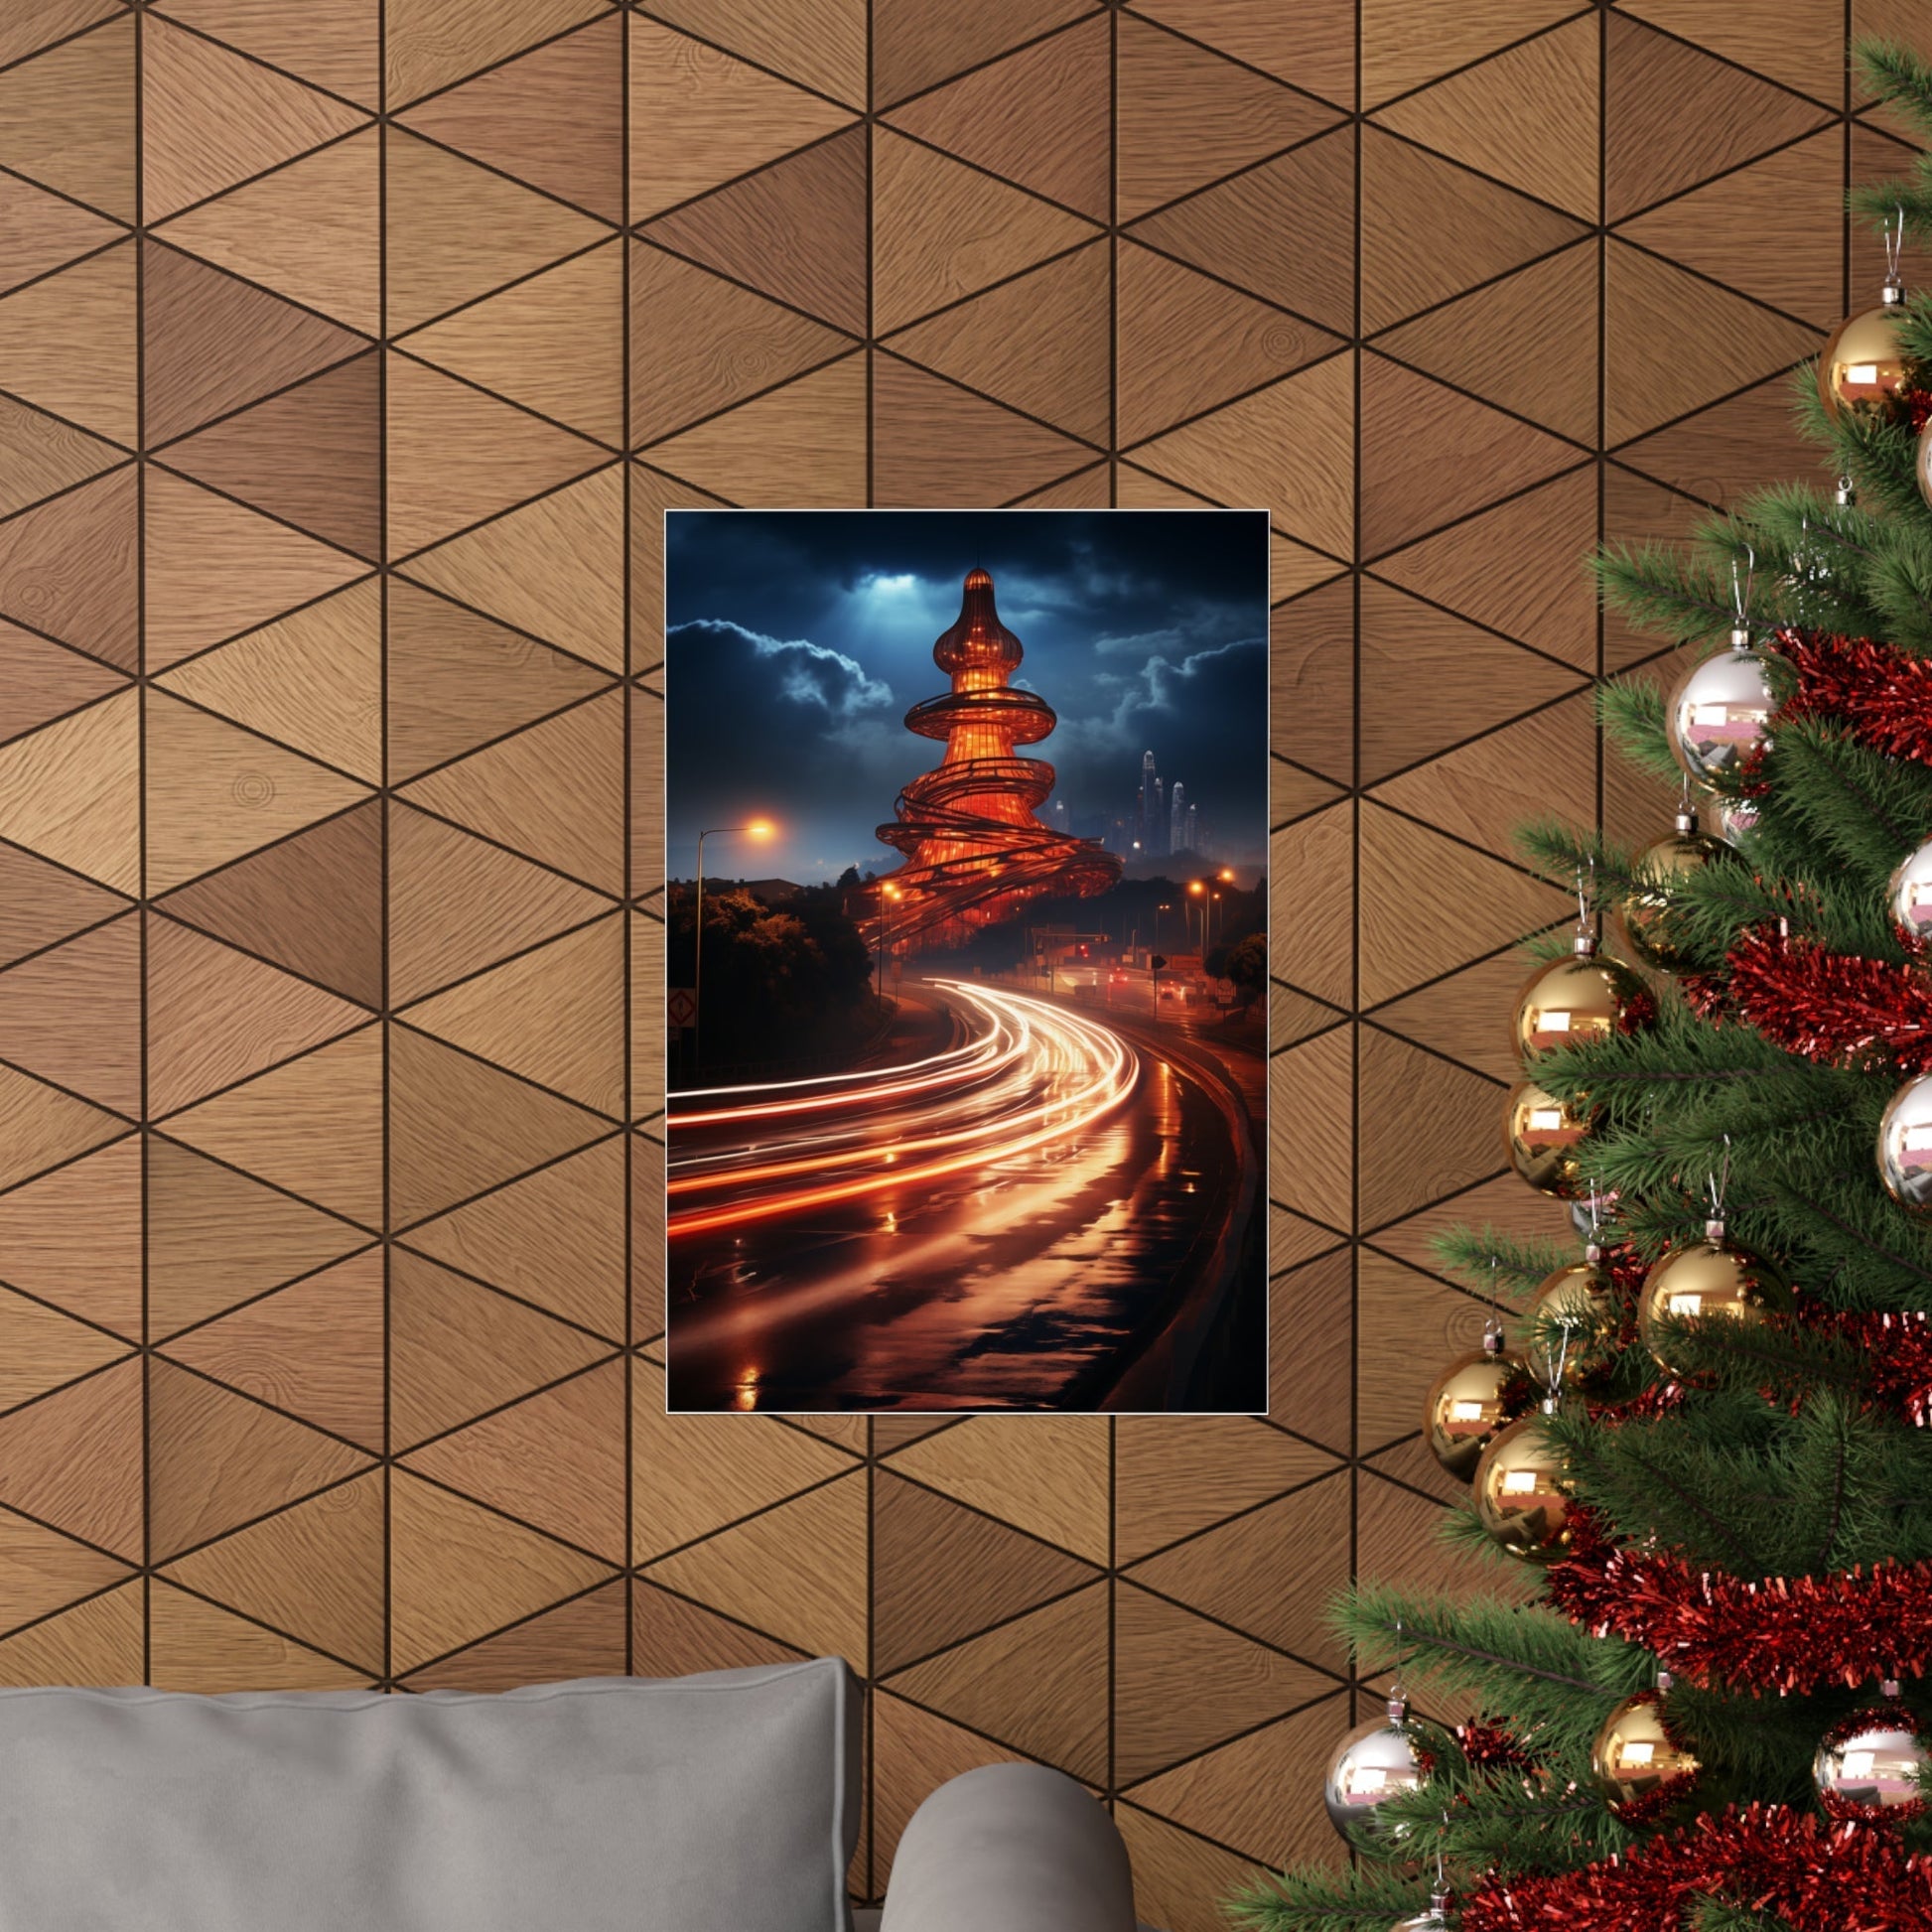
[664,981,1243,1411]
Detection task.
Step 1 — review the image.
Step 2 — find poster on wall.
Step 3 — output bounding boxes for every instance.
[662,509,1270,1414]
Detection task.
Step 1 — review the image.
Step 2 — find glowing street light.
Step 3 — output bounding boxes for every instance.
[693,819,774,1070]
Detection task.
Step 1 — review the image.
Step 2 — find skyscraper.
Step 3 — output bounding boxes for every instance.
[1139,750,1157,854]
[1170,780,1186,855]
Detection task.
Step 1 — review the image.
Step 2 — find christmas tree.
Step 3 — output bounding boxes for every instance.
[1231,43,1932,1932]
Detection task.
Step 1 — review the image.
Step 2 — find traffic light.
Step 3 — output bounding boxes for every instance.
[1077,943,1089,958]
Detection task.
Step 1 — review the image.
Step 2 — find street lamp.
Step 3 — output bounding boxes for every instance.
[876,881,902,999]
[1186,878,1205,952]
[693,819,773,1070]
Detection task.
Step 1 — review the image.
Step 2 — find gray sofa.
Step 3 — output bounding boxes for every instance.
[0,1657,1149,1931]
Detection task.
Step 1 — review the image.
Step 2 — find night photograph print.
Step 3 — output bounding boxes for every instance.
[662,508,1269,1414]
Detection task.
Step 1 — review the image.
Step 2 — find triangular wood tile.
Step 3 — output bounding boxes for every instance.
[1357,1028,1507,1226]
[0,176,124,298]
[1130,0,1353,106]
[1617,129,1844,329]
[1603,240,1819,446]
[1373,468,1600,671]
[160,1460,386,1661]
[641,355,865,506]
[0,1578,142,1685]
[1115,1416,1340,1563]
[1271,581,1353,780]
[1359,802,1571,1007]
[1370,947,1548,1085]
[0,465,137,673]
[0,684,138,894]
[161,1027,383,1225]
[0,243,137,444]
[626,243,851,447]
[396,466,625,672]
[397,16,620,220]
[1604,12,1831,221]
[407,1579,626,1690]
[145,690,371,894]
[405,1359,623,1562]
[0,841,126,974]
[1116,241,1343,444]
[384,128,609,335]
[631,1578,808,1678]
[629,1356,855,1562]
[1356,1248,1504,1449]
[0,1506,128,1635]
[0,19,135,221]
[0,912,138,1113]
[874,1692,1023,1870]
[388,1245,608,1449]
[1371,1170,1573,1281]
[1360,0,1587,107]
[1115,1804,1278,1932]
[143,475,370,672]
[641,125,867,337]
[873,354,1093,506]
[1356,580,1587,782]
[645,1471,867,1665]
[385,353,609,560]
[1360,126,1588,336]
[889,1584,1109,1783]
[1612,373,1817,510]
[1360,355,1581,557]
[152,0,378,107]
[157,578,380,782]
[146,1137,369,1336]
[1115,1582,1334,1784]
[873,0,1090,107]
[1272,804,1352,1005]
[1272,757,1345,827]
[397,687,623,893]
[1373,15,1598,219]
[627,19,857,223]
[1117,15,1342,223]
[0,392,125,519]
[1131,353,1353,558]
[388,1469,613,1675]
[888,242,1111,445]
[149,1358,369,1561]
[159,353,380,561]
[0,1357,141,1558]
[154,129,378,336]
[871,128,1098,336]
[1012,464,1110,507]
[149,1582,368,1691]
[400,915,622,1117]
[388,802,610,1008]
[0,0,123,70]
[1374,242,1598,445]
[874,1469,1097,1675]
[141,16,368,222]
[159,799,382,1009]
[1270,1039,1359,1233]
[384,0,607,108]
[652,0,864,103]
[1129,128,1353,336]
[144,241,366,448]
[886,18,1110,220]
[387,1024,610,1227]
[0,1284,130,1414]
[1356,1466,1538,1604]
[406,1138,622,1338]
[0,1137,140,1337]
[401,244,621,447]
[162,1249,383,1451]
[1618,0,1842,103]
[886,1417,1110,1565]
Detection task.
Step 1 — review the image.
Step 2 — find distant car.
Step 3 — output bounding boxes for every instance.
[1107,968,1131,986]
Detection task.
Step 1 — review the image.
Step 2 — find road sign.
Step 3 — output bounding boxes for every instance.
[667,988,697,1029]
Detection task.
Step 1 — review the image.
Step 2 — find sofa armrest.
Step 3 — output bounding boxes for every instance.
[879,1764,1138,1932]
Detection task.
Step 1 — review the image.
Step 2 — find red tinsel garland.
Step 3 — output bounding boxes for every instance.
[1727,925,1932,1071]
[1545,1512,1932,1695]
[1457,1803,1932,1932]
[1780,625,1932,768]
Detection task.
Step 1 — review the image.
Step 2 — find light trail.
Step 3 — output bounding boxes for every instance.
[666,982,1140,1239]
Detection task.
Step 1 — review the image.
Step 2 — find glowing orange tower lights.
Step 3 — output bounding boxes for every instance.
[877,568,1120,948]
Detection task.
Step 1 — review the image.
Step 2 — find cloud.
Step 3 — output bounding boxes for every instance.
[671,620,893,719]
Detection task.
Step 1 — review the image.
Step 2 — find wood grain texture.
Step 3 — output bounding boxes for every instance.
[0,1137,142,1339]
[0,1581,143,1686]
[0,175,124,298]
[887,1417,1110,1564]
[653,0,866,107]
[0,1358,143,1558]
[0,682,139,893]
[872,352,1090,505]
[0,243,138,445]
[383,0,607,109]
[149,1582,368,1692]
[0,912,139,1113]
[153,0,380,108]
[0,1506,129,1634]
[1114,1417,1336,1563]
[0,393,123,520]
[0,18,135,220]
[1132,0,1354,106]
[642,353,867,506]
[409,1580,625,1690]
[0,1284,131,1412]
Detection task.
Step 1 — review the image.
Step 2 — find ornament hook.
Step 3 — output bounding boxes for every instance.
[1706,1134,1732,1237]
[1886,205,1906,292]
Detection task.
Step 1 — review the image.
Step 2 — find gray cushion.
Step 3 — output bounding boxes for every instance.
[0,1659,860,1932]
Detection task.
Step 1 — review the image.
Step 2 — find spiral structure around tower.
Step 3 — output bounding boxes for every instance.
[875,568,1121,950]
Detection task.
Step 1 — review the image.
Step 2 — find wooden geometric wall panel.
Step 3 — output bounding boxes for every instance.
[0,7,1862,1928]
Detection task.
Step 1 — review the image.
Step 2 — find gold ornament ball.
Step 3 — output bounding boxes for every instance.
[1820,294,1912,419]
[1668,640,1779,787]
[1322,1707,1426,1844]
[1473,1413,1572,1562]
[1637,1230,1793,1378]
[1423,1348,1516,1481]
[1621,808,1735,974]
[1511,947,1654,1058]
[1504,1079,1593,1198]
[1878,1073,1932,1214]
[1887,834,1932,945]
[1813,1715,1931,1815]
[1521,1259,1618,1382]
[1590,1694,1702,1808]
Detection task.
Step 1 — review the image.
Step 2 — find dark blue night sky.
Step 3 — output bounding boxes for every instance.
[663,509,1269,887]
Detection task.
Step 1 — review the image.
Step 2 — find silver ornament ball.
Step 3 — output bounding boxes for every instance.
[1888,835,1932,944]
[1323,1700,1426,1844]
[1391,1898,1451,1932]
[1813,1714,1930,1814]
[1878,1073,1932,1213]
[1669,636,1779,785]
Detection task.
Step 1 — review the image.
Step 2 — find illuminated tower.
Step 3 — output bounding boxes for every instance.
[1140,750,1157,851]
[877,569,1121,948]
[1170,780,1186,854]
